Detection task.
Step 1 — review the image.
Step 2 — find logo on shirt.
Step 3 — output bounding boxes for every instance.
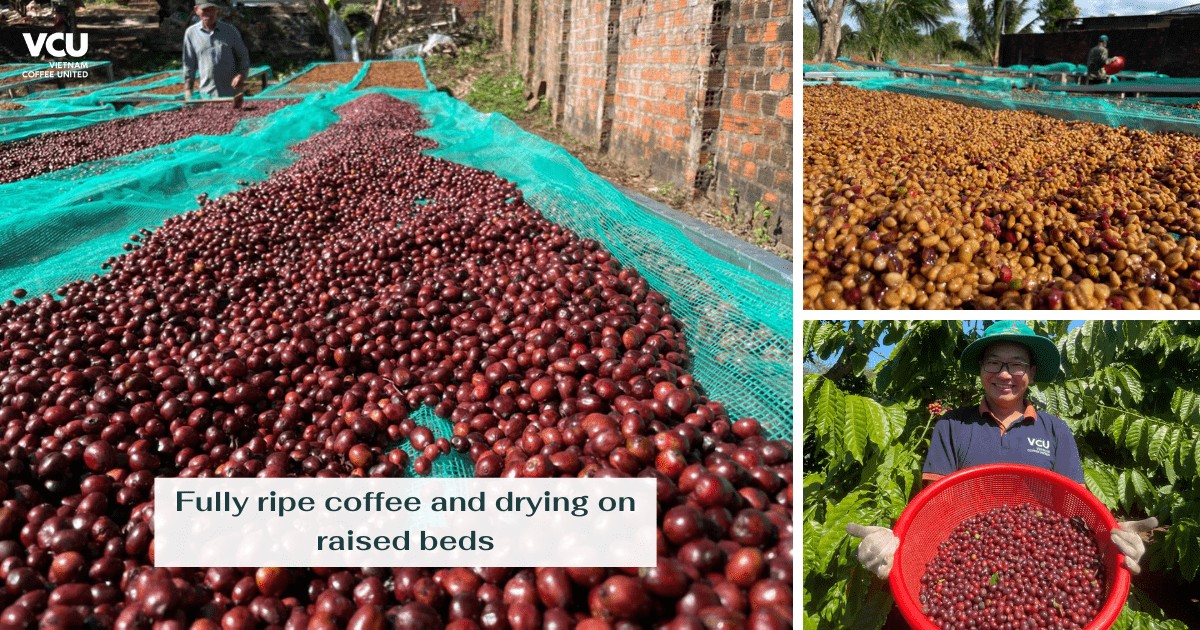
[1027,437,1051,457]
[23,33,89,58]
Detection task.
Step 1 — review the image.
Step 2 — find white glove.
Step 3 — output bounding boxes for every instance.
[1110,517,1158,575]
[847,522,899,580]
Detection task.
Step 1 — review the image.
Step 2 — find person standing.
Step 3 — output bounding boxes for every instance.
[1086,34,1111,84]
[182,0,250,99]
[847,321,1157,583]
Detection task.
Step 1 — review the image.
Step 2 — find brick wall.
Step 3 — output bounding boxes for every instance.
[559,0,613,143]
[455,0,485,20]
[515,0,535,82]
[494,0,793,248]
[712,0,792,242]
[607,0,713,186]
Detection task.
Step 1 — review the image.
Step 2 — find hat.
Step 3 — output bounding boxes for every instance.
[960,321,1060,383]
[195,1,220,8]
[1099,35,1109,42]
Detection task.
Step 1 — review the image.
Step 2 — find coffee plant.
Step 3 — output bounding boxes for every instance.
[802,321,1200,629]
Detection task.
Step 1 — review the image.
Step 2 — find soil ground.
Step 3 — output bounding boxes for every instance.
[4,2,791,262]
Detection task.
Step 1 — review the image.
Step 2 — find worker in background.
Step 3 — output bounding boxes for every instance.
[50,0,81,33]
[182,1,250,100]
[1086,34,1111,84]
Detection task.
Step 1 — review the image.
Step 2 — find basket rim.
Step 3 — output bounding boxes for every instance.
[888,463,1130,630]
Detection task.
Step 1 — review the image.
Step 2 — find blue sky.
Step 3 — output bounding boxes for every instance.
[947,0,1196,31]
[806,0,1200,34]
[864,321,1084,369]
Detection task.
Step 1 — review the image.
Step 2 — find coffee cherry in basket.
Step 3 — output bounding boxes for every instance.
[920,503,1105,630]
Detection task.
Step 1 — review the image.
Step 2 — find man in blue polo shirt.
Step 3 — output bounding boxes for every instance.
[847,321,1157,584]
[182,1,250,100]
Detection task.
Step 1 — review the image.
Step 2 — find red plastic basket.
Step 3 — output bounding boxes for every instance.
[889,464,1130,630]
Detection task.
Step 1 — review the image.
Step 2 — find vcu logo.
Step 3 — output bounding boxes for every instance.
[1026,437,1052,456]
[23,33,89,58]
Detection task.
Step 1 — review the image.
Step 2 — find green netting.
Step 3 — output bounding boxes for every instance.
[802,71,896,82]
[1113,71,1171,80]
[394,406,473,478]
[843,76,1200,136]
[1,75,792,443]
[1006,62,1085,73]
[0,64,49,80]
[365,88,794,440]
[260,61,369,96]
[18,70,177,102]
[0,101,184,145]
[0,93,351,300]
[0,99,112,123]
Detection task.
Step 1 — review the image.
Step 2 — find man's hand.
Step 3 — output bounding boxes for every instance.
[1111,517,1158,575]
[231,74,244,90]
[847,522,899,580]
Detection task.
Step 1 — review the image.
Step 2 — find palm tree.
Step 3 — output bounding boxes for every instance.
[929,22,966,62]
[849,0,951,63]
[966,0,1036,66]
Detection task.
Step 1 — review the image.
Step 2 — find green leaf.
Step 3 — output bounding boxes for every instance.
[806,321,850,360]
[1170,388,1200,427]
[1193,433,1200,477]
[810,490,871,575]
[989,572,998,586]
[1095,365,1144,407]
[1123,417,1148,460]
[809,378,846,459]
[1084,462,1119,508]
[1169,519,1200,582]
[1128,470,1155,508]
[842,395,878,463]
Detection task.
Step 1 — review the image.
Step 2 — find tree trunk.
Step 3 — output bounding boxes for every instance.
[810,0,847,62]
[369,0,388,58]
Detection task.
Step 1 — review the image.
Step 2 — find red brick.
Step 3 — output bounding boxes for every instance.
[770,72,789,92]
[743,161,757,178]
[776,95,791,119]
[763,22,779,43]
[741,141,755,157]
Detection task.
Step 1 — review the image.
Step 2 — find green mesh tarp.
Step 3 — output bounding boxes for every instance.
[1007,62,1085,74]
[0,101,184,145]
[397,406,473,478]
[260,61,370,96]
[17,70,177,102]
[262,60,432,96]
[1,80,793,442]
[375,88,794,439]
[0,93,349,300]
[843,76,1200,136]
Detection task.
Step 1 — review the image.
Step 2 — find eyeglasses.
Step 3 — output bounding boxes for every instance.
[981,359,1031,376]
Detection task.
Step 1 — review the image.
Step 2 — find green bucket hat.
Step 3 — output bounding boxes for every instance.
[960,321,1060,383]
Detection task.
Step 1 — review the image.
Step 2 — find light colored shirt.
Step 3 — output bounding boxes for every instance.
[182,20,249,97]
